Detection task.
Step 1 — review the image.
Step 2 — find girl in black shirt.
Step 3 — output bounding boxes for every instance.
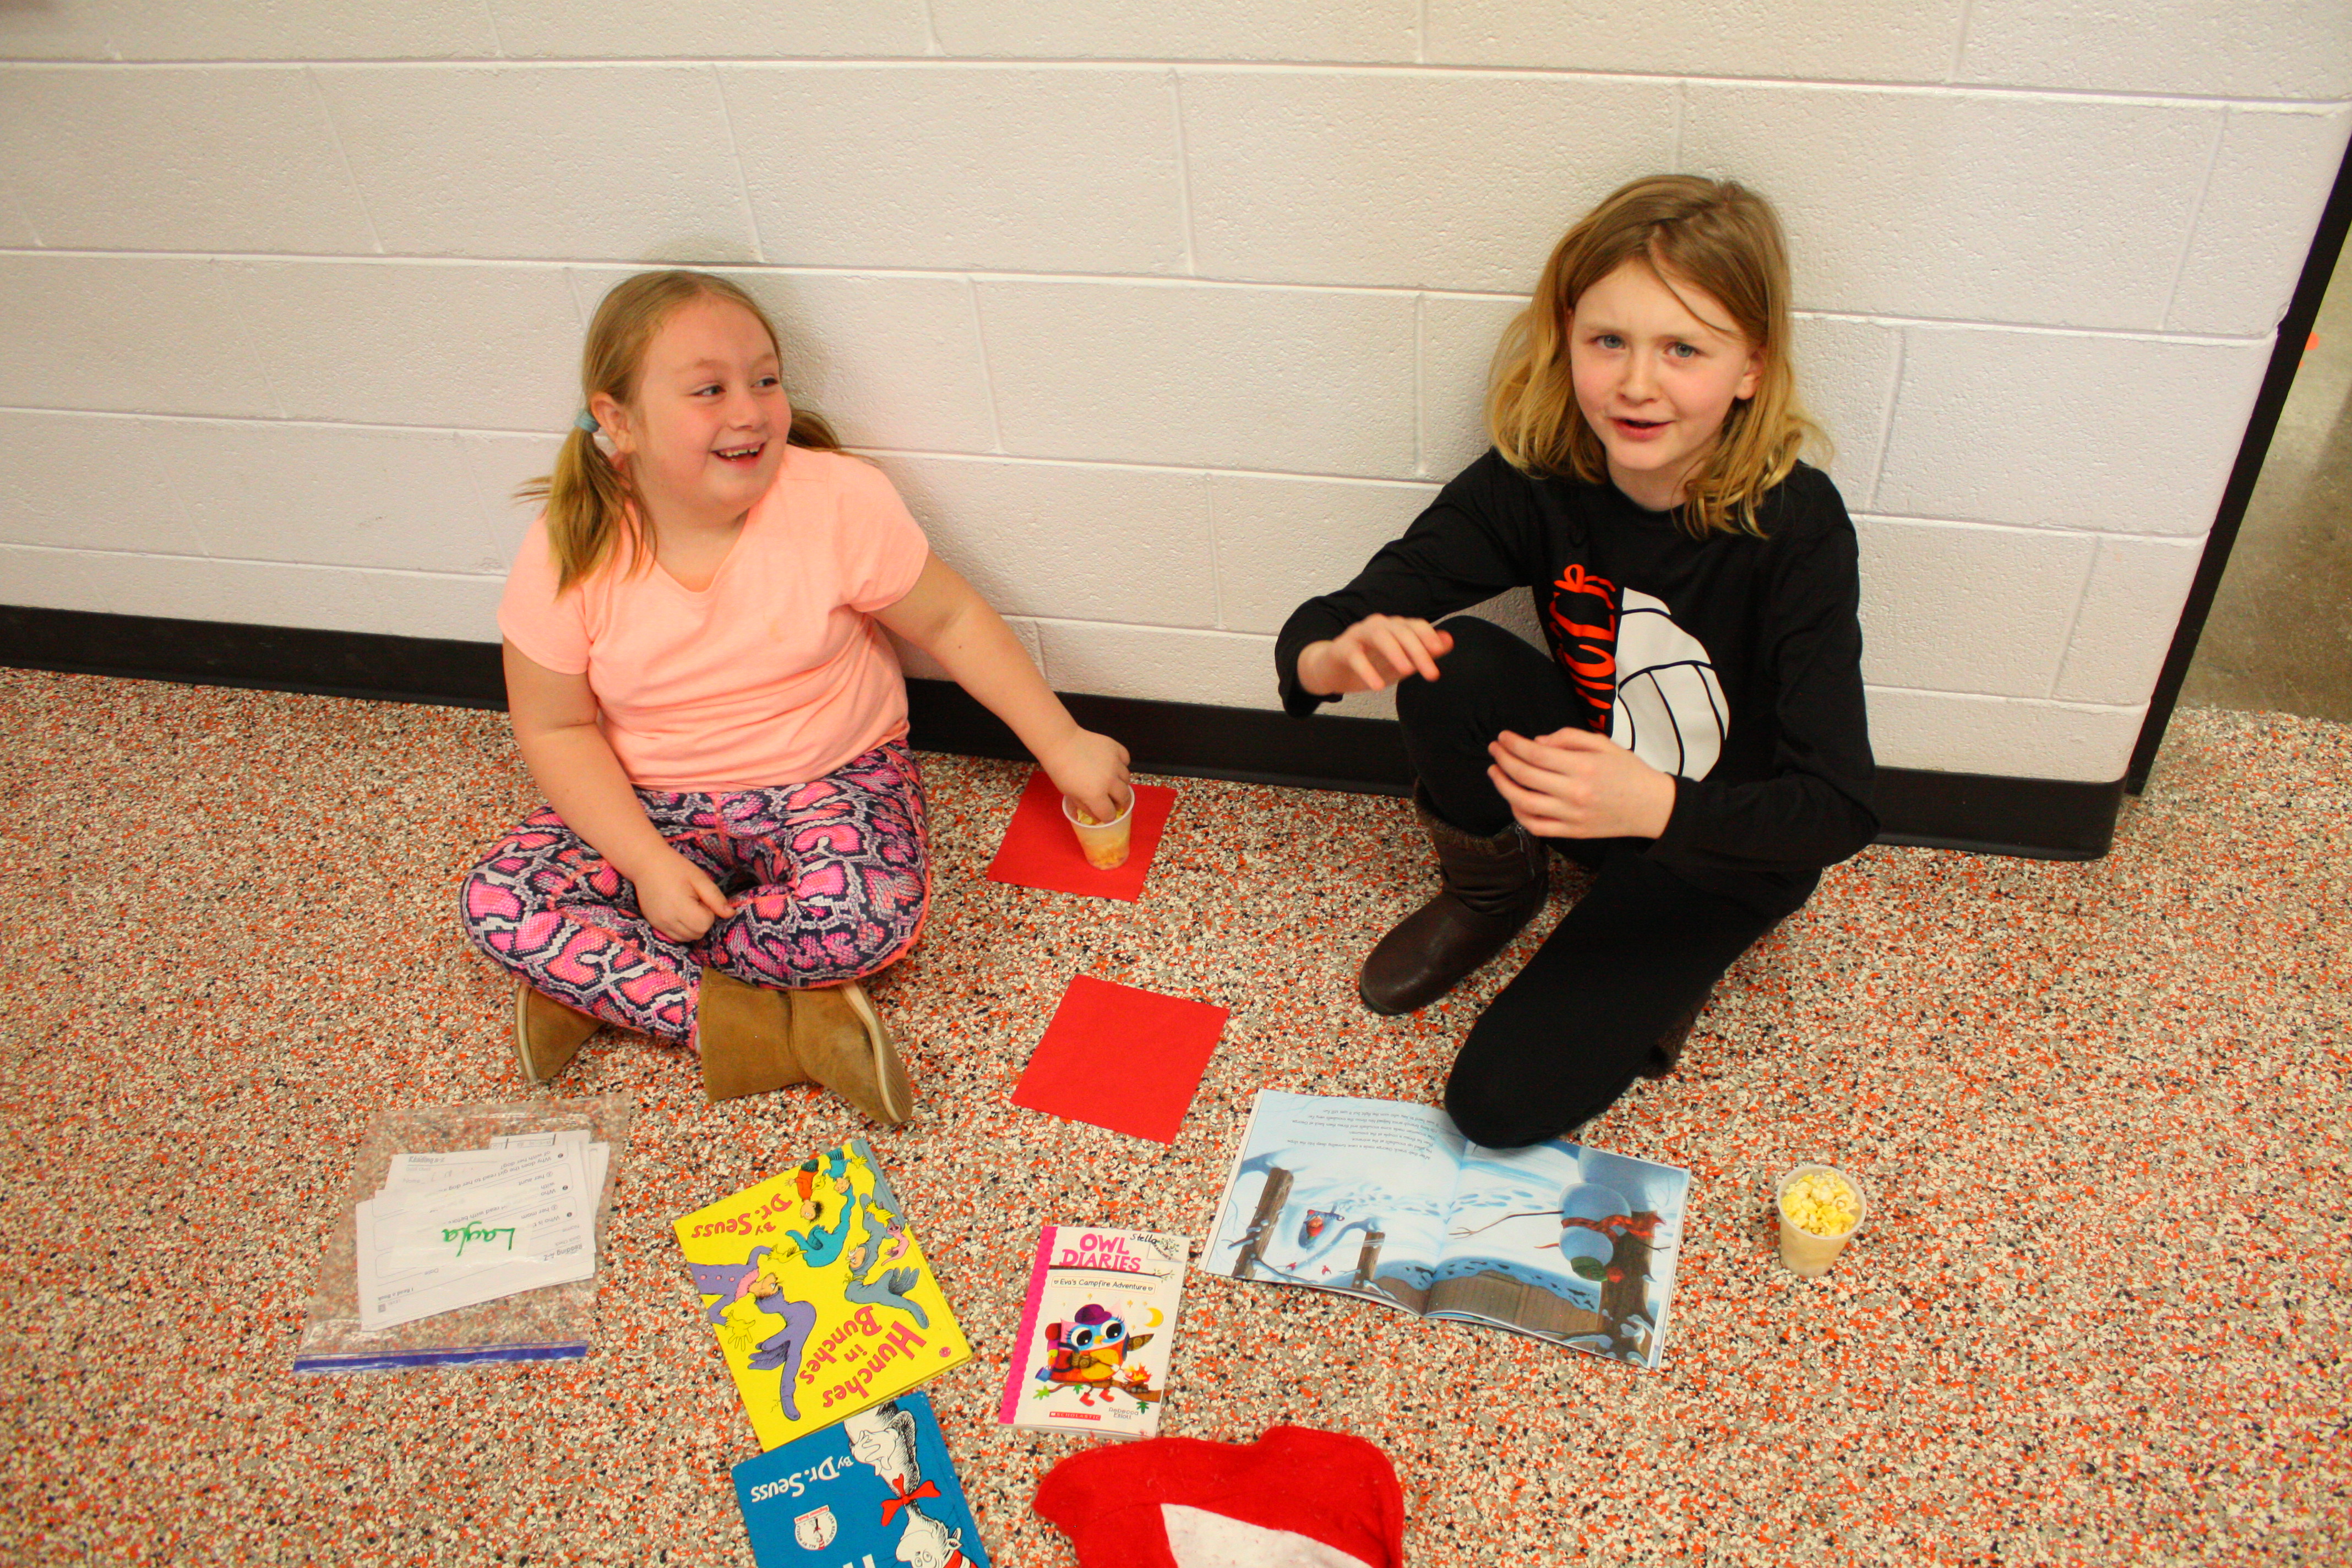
[1277,175,1877,1148]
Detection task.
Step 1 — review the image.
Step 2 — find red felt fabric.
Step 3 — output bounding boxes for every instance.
[1033,1426,1406,1568]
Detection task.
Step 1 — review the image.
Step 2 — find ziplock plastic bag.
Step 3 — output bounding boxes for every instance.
[292,1094,631,1374]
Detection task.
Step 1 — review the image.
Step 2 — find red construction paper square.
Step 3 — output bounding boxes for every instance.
[983,769,1175,902]
[1012,976,1228,1144]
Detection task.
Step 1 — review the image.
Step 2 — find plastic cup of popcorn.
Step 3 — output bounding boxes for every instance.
[1776,1163,1866,1278]
[1061,792,1134,870]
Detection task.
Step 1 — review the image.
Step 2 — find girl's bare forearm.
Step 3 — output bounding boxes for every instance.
[514,723,673,881]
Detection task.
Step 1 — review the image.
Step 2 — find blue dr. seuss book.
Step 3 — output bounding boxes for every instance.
[731,1390,992,1568]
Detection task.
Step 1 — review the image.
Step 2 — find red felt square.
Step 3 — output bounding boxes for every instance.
[984,769,1175,902]
[1012,976,1228,1144]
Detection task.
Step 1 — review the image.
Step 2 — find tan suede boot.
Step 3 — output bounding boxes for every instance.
[513,981,599,1085]
[695,966,810,1102]
[792,980,914,1127]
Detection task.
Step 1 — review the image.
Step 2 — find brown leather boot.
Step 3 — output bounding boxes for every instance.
[792,981,914,1127]
[1358,786,1549,1016]
[513,981,599,1084]
[695,967,914,1125]
[695,966,810,1103]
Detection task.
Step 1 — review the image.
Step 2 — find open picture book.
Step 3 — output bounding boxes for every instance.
[1201,1091,1691,1369]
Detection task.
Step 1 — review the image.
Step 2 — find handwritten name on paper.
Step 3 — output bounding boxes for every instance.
[441,1222,519,1258]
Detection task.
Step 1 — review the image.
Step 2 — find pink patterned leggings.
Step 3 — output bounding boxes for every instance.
[459,743,929,1045]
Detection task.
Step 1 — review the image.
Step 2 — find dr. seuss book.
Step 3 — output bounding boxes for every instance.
[999,1225,1187,1439]
[675,1139,972,1450]
[732,1390,991,1568]
[1202,1091,1691,1370]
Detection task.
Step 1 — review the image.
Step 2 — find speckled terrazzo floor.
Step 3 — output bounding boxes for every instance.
[2,668,2346,1566]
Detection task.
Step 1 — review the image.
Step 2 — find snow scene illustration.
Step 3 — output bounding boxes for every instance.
[1205,1092,1689,1368]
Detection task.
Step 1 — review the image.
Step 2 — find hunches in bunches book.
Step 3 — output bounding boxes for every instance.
[731,1390,991,1568]
[676,1138,972,1450]
[999,1226,1187,1439]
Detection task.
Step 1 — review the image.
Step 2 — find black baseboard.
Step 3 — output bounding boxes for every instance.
[1,606,2120,859]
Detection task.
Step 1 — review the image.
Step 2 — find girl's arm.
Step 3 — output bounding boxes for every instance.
[503,640,732,941]
[874,553,1131,819]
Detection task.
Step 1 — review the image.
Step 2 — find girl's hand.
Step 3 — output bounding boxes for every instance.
[1487,728,1676,841]
[1297,616,1455,696]
[1039,728,1133,823]
[635,847,734,943]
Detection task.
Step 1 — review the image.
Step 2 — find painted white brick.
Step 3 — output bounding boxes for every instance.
[1853,517,2093,698]
[1035,619,1280,708]
[1426,0,1962,81]
[2054,535,2204,705]
[570,267,1000,454]
[1420,294,1522,481]
[0,411,204,556]
[0,66,374,254]
[0,544,100,609]
[1875,328,2272,535]
[1959,0,2352,101]
[1864,688,2142,782]
[720,66,1186,275]
[2169,106,2352,337]
[1791,315,1901,504]
[137,420,487,573]
[889,616,1044,684]
[1183,71,1676,292]
[101,3,497,59]
[1036,617,1394,716]
[1208,472,1436,634]
[0,255,279,417]
[87,556,507,640]
[928,0,1418,62]
[458,432,568,570]
[490,0,929,59]
[869,453,1219,628]
[0,184,37,246]
[1684,86,2220,330]
[219,261,581,432]
[977,280,1417,477]
[315,65,756,262]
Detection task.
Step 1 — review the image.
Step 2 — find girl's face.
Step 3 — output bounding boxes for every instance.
[1566,258,1762,511]
[592,294,789,531]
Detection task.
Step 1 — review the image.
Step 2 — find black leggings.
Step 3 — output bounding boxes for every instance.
[1395,618,1804,1148]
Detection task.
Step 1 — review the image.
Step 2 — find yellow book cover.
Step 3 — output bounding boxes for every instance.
[674,1137,971,1450]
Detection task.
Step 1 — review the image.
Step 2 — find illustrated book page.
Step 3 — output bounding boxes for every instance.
[1000,1226,1188,1440]
[1199,1091,1465,1315]
[1426,1139,1691,1369]
[675,1137,973,1451]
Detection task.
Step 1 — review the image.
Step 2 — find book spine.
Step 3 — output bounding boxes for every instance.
[998,1224,1059,1425]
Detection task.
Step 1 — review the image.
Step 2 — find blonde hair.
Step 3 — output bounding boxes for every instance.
[518,270,840,591]
[1487,175,1823,539]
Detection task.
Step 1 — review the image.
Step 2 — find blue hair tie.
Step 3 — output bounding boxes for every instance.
[574,410,600,434]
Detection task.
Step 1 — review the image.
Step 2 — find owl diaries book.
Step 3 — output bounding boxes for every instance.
[1201,1091,1691,1370]
[999,1226,1188,1440]
[676,1139,973,1451]
[732,1390,992,1568]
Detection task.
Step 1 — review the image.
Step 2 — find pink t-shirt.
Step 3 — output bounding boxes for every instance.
[498,447,930,792]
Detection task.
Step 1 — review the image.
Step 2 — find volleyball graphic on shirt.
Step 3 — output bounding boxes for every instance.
[1608,589,1725,781]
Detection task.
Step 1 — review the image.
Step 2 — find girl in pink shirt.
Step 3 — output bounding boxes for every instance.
[461,271,1130,1125]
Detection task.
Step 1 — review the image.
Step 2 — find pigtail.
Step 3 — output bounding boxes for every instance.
[515,421,649,593]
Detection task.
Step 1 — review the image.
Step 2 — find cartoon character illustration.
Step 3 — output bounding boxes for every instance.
[893,1508,973,1568]
[688,1245,819,1422]
[844,1403,941,1520]
[1296,1207,1342,1245]
[1033,1303,1156,1406]
[777,1156,857,1267]
[843,1213,930,1328]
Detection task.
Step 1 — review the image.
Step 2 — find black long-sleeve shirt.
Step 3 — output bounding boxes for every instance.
[1276,450,1877,910]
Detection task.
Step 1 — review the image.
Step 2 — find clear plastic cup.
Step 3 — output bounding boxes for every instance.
[1776,1163,1866,1278]
[1061,793,1133,870]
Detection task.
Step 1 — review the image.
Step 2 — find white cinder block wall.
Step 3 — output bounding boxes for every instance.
[2,3,2346,782]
